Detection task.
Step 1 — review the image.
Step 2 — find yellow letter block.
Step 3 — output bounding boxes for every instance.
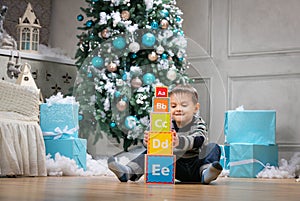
[147,132,173,155]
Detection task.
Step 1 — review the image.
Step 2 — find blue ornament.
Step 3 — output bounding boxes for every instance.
[173,29,178,34]
[176,16,181,22]
[86,20,93,27]
[142,73,156,85]
[160,9,169,18]
[113,36,126,50]
[178,31,184,36]
[142,33,156,47]
[77,14,84,21]
[87,72,93,78]
[91,56,104,68]
[124,116,138,130]
[130,53,137,59]
[122,96,128,102]
[122,73,127,81]
[151,21,159,30]
[110,122,116,128]
[161,53,168,59]
[114,91,121,98]
[78,114,84,121]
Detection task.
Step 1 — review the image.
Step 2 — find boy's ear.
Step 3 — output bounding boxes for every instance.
[194,102,200,113]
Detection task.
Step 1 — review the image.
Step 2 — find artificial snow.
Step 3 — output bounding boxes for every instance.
[46,153,129,176]
[45,150,300,180]
[38,44,71,60]
[45,92,78,106]
[257,152,300,179]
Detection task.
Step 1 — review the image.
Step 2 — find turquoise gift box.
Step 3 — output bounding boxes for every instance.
[229,143,278,178]
[40,103,79,140]
[220,144,230,170]
[44,138,87,171]
[224,110,276,145]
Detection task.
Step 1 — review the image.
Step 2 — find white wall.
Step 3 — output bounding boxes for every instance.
[49,0,86,59]
[49,0,300,160]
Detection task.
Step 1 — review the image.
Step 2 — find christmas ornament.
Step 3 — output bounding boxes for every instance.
[160,9,169,18]
[151,21,159,29]
[129,42,140,53]
[86,20,93,27]
[78,114,84,121]
[142,73,156,85]
[131,77,142,88]
[148,51,158,61]
[167,69,177,81]
[107,62,117,72]
[114,91,121,98]
[156,45,165,54]
[116,100,127,111]
[124,116,138,130]
[77,14,84,21]
[160,19,169,29]
[100,29,110,38]
[87,72,93,78]
[121,10,130,20]
[161,53,168,59]
[130,53,137,59]
[113,36,126,50]
[91,56,104,68]
[110,122,116,128]
[142,33,156,47]
[122,73,127,81]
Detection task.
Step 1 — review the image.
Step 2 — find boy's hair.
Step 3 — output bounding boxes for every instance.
[169,84,199,104]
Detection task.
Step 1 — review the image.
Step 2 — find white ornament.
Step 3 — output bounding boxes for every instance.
[156,45,165,54]
[129,42,140,53]
[167,70,177,81]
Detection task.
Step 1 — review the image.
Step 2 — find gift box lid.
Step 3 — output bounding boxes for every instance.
[224,110,276,145]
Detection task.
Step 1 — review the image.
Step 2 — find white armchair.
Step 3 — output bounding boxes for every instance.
[0,80,46,176]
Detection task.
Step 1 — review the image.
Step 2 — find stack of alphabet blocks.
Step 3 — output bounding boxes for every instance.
[144,86,176,184]
[222,110,278,178]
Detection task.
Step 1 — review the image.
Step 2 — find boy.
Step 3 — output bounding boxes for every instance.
[108,84,222,184]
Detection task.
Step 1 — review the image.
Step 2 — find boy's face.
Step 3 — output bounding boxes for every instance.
[170,93,200,128]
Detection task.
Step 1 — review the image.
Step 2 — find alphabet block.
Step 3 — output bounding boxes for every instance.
[155,86,168,97]
[147,132,173,155]
[145,155,176,184]
[152,97,170,112]
[150,113,171,132]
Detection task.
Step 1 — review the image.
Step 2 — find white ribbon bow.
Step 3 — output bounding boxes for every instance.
[43,126,79,140]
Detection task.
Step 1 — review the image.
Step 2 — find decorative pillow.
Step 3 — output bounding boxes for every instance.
[0,80,40,121]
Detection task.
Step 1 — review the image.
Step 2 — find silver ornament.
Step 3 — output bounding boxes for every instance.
[167,70,177,81]
[131,77,142,88]
[156,45,165,54]
[129,42,140,53]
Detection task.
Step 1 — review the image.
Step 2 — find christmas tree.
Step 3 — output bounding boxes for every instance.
[74,0,191,151]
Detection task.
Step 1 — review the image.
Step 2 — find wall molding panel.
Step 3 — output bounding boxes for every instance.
[228,73,300,146]
[228,0,300,57]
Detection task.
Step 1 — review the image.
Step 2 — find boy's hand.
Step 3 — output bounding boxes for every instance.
[143,131,149,145]
[172,130,179,147]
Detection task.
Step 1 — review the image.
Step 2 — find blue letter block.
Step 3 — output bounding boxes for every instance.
[145,155,175,184]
